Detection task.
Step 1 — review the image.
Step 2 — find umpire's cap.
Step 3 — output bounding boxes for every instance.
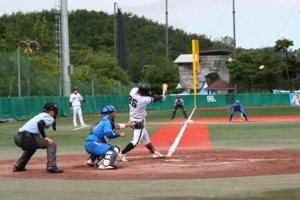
[73,87,78,90]
[138,83,151,96]
[44,102,58,112]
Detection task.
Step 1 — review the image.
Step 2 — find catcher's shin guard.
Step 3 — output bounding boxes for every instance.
[145,143,156,154]
[103,150,118,166]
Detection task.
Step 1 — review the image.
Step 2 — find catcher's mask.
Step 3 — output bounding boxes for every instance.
[44,102,58,131]
[101,105,116,121]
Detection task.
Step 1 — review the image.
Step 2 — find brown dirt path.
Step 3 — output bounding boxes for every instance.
[2,151,300,181]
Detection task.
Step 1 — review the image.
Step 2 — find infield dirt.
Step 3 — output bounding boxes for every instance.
[1,150,300,181]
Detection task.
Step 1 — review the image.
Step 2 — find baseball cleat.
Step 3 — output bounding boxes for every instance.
[46,166,64,173]
[99,164,117,170]
[118,153,128,162]
[87,159,98,167]
[152,151,165,159]
[74,125,77,127]
[13,165,27,172]
[81,124,88,127]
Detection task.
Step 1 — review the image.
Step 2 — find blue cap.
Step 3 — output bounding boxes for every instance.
[236,100,240,103]
[101,105,116,120]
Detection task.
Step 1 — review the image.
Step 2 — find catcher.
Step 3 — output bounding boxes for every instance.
[227,100,248,122]
[85,105,137,169]
[118,83,166,162]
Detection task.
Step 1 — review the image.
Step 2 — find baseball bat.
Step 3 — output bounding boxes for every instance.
[162,84,168,96]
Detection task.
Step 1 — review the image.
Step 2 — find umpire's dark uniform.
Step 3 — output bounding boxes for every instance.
[13,103,63,174]
[171,96,188,119]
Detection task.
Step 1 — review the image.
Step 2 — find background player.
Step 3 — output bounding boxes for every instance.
[227,100,248,122]
[118,83,166,162]
[69,87,88,127]
[13,103,63,173]
[171,96,188,120]
[85,105,130,169]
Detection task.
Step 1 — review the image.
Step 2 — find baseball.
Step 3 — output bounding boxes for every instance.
[259,65,265,70]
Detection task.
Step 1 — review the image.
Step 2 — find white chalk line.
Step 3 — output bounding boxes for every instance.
[167,108,195,157]
[73,125,89,131]
[124,156,300,161]
[157,158,300,167]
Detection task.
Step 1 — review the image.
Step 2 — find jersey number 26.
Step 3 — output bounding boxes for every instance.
[129,95,138,108]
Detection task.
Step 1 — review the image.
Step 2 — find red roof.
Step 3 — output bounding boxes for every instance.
[204,79,235,90]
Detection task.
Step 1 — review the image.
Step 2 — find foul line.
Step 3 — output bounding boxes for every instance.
[73,126,89,131]
[166,108,195,157]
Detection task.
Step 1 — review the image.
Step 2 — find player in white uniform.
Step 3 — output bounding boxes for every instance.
[118,83,166,162]
[69,87,88,127]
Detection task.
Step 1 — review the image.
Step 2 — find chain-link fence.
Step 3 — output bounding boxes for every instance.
[0,50,137,98]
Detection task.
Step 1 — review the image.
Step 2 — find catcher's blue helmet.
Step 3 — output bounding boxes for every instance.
[101,105,116,120]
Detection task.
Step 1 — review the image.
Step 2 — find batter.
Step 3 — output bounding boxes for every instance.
[118,83,166,162]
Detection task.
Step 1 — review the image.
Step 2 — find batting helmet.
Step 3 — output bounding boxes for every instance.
[101,105,116,120]
[138,83,151,96]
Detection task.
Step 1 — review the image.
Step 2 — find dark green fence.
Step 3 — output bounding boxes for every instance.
[0,93,290,121]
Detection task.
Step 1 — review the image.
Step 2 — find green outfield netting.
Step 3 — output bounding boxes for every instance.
[0,51,136,97]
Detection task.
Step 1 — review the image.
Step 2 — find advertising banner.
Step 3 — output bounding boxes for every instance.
[289,93,300,106]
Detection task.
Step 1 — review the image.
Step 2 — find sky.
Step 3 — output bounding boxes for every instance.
[1,0,300,50]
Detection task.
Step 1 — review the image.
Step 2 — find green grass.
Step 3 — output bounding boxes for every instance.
[192,107,300,118]
[208,122,300,150]
[1,107,300,199]
[1,174,300,200]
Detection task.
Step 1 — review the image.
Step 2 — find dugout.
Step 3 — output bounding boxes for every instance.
[174,49,232,94]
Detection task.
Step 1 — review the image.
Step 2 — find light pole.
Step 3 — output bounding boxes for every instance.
[141,65,151,74]
[18,39,40,97]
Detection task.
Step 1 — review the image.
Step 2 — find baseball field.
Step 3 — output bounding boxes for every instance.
[1,106,300,199]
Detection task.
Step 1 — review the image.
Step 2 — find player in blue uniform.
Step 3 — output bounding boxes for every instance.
[85,105,131,170]
[227,100,248,122]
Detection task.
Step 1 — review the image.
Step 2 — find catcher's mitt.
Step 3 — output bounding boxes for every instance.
[130,121,144,129]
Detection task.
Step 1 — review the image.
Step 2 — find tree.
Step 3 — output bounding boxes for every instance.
[251,49,284,93]
[282,55,300,92]
[71,52,132,84]
[226,51,257,93]
[274,39,294,92]
[0,21,6,38]
[210,36,242,57]
[142,56,185,95]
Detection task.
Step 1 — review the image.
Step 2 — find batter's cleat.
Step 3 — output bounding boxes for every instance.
[152,151,165,159]
[74,124,77,127]
[118,153,128,162]
[99,164,117,170]
[46,166,64,174]
[13,165,27,172]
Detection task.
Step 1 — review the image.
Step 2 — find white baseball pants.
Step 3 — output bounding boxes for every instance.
[73,106,84,126]
[129,118,150,147]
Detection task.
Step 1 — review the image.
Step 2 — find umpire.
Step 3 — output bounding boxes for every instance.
[13,102,63,174]
[171,96,188,120]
